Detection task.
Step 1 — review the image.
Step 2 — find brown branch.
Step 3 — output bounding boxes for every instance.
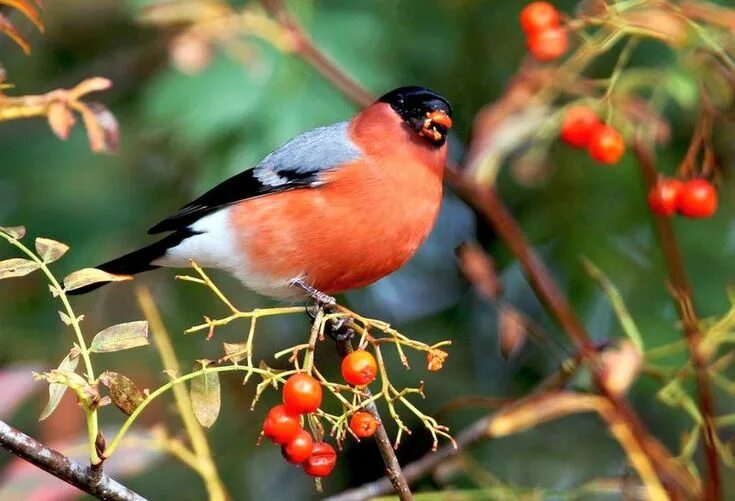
[326,413,488,501]
[260,0,374,107]
[445,169,700,498]
[334,338,413,501]
[633,139,721,501]
[0,419,146,501]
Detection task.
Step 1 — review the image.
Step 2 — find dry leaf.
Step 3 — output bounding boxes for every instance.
[0,258,40,279]
[0,0,44,32]
[0,225,26,239]
[47,101,76,140]
[77,102,119,153]
[0,13,31,54]
[599,341,642,396]
[34,237,69,263]
[90,321,149,353]
[190,369,221,428]
[63,267,131,291]
[99,371,145,415]
[498,308,527,360]
[68,77,112,99]
[39,351,79,421]
[222,342,249,363]
[456,241,500,300]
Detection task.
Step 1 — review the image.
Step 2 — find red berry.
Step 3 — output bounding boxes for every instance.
[527,27,568,62]
[303,442,337,478]
[262,405,301,445]
[349,411,379,438]
[587,124,625,164]
[520,2,561,35]
[560,106,600,148]
[677,179,718,218]
[282,373,322,415]
[341,351,378,386]
[648,178,683,216]
[281,428,314,464]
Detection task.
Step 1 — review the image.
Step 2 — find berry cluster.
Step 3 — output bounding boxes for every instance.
[560,106,626,164]
[648,178,718,219]
[520,1,568,62]
[260,350,380,478]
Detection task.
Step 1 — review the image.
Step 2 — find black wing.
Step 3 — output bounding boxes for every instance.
[147,168,317,234]
[147,121,361,235]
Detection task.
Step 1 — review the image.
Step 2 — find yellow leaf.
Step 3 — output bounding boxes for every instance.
[63,267,132,292]
[0,225,26,239]
[190,369,221,428]
[35,237,69,263]
[39,351,79,421]
[0,257,40,279]
[90,321,149,353]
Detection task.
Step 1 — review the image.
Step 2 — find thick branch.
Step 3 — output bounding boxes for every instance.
[0,419,146,501]
[633,140,721,500]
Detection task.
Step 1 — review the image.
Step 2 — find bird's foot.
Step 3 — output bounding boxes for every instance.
[291,278,336,306]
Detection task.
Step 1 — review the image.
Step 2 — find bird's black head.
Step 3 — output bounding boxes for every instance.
[378,86,453,147]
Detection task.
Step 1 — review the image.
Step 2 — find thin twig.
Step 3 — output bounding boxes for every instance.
[335,337,413,501]
[0,419,146,501]
[633,139,721,500]
[136,287,229,501]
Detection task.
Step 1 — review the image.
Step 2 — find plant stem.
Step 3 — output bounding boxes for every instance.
[0,232,101,465]
[136,287,228,501]
[0,419,144,501]
[104,364,276,458]
[633,140,721,501]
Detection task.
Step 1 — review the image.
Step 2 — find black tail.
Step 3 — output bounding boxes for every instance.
[68,231,193,295]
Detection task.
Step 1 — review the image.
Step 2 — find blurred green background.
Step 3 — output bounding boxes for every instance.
[1,0,734,499]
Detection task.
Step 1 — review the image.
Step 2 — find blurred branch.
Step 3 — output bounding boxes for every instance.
[335,337,413,501]
[0,419,145,501]
[260,0,374,107]
[444,169,699,498]
[136,287,228,501]
[0,77,118,153]
[632,138,721,500]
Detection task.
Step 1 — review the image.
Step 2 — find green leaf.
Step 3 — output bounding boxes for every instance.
[63,267,132,292]
[0,258,40,280]
[190,367,220,428]
[0,225,26,239]
[39,351,80,421]
[90,321,149,353]
[35,237,69,263]
[99,371,146,416]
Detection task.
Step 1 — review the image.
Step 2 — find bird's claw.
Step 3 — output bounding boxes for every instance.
[291,278,336,306]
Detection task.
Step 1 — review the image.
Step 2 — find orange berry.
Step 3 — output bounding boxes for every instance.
[341,351,378,386]
[587,124,625,164]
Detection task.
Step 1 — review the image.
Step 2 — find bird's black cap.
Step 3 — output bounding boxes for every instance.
[378,86,453,146]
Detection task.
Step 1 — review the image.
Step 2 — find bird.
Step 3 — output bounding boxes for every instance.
[70,86,453,302]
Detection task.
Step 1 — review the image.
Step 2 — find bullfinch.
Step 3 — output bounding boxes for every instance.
[71,86,453,301]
